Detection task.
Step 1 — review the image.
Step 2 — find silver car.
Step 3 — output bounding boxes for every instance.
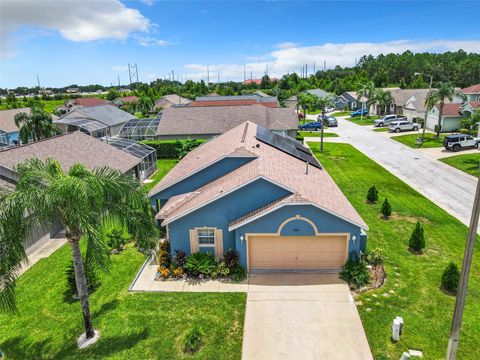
[389,121,420,133]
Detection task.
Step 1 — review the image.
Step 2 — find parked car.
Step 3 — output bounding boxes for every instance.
[389,121,420,133]
[350,108,368,117]
[299,121,322,130]
[325,107,336,113]
[375,114,408,127]
[443,134,480,152]
[324,116,338,127]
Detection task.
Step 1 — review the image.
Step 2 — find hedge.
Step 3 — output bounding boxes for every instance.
[141,139,206,158]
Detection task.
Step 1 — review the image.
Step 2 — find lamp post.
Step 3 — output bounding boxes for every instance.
[360,84,366,122]
[414,72,433,143]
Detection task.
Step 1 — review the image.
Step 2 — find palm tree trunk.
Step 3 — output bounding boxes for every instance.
[69,236,95,339]
[437,102,444,138]
[320,109,325,152]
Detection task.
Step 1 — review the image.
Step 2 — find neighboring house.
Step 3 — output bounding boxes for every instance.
[113,96,139,107]
[0,131,142,252]
[285,95,298,108]
[191,94,279,108]
[243,78,277,85]
[55,97,111,114]
[286,89,337,110]
[54,104,136,138]
[253,90,270,98]
[400,90,432,122]
[460,84,480,102]
[339,92,368,111]
[152,104,298,139]
[0,108,31,147]
[425,102,480,132]
[150,121,368,271]
[154,94,191,110]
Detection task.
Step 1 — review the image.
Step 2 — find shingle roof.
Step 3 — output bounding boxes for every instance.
[155,94,191,107]
[342,91,368,103]
[155,121,367,229]
[56,105,135,127]
[306,89,330,98]
[390,89,431,108]
[0,108,31,133]
[461,84,480,94]
[190,99,278,108]
[72,98,110,107]
[0,131,140,173]
[436,103,462,117]
[156,105,297,136]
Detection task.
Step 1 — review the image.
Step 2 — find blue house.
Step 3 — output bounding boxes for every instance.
[0,108,28,147]
[149,122,368,271]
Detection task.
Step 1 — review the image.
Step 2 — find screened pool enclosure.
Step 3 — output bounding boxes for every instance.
[118,117,160,141]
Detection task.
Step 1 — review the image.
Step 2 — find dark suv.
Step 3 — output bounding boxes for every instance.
[443,134,479,152]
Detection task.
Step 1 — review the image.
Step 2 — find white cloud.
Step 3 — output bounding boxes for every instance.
[274,41,299,50]
[1,0,151,56]
[185,39,480,81]
[135,36,169,47]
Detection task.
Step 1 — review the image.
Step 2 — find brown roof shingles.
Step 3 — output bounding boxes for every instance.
[156,105,297,136]
[461,84,480,94]
[0,108,31,133]
[0,131,140,173]
[156,121,368,229]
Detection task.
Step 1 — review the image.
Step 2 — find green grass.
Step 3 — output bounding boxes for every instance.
[144,159,179,191]
[391,133,446,148]
[373,127,389,132]
[0,246,245,359]
[345,115,381,125]
[298,131,338,138]
[331,111,351,117]
[0,99,65,114]
[308,143,480,360]
[440,153,480,177]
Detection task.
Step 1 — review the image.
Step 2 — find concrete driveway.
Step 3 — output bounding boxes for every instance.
[242,273,372,360]
[331,117,478,230]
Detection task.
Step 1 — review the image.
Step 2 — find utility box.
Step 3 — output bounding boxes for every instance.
[392,317,404,342]
[400,352,411,360]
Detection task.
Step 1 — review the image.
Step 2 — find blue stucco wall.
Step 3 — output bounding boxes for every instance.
[233,204,365,267]
[7,131,20,144]
[150,156,255,210]
[167,178,291,256]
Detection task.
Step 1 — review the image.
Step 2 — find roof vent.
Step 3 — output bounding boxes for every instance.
[255,143,260,148]
[305,161,309,175]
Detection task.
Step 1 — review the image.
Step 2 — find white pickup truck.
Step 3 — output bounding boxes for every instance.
[374,114,408,127]
[389,121,420,133]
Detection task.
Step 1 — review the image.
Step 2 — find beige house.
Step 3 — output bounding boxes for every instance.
[154,94,191,110]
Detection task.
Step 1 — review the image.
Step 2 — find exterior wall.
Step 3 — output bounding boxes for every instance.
[7,131,20,145]
[442,117,463,132]
[233,204,365,268]
[150,156,256,210]
[167,178,291,257]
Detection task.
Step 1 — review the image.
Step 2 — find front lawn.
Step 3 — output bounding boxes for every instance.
[345,115,380,126]
[0,245,246,359]
[309,143,480,360]
[296,131,338,142]
[331,111,351,117]
[373,127,389,132]
[440,153,480,177]
[144,159,178,191]
[391,133,446,148]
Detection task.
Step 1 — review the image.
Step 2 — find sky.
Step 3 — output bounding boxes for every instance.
[1,0,479,88]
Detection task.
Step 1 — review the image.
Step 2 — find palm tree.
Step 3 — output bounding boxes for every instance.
[0,159,159,343]
[427,82,466,137]
[316,95,336,152]
[356,81,375,113]
[298,92,316,124]
[138,96,154,116]
[14,106,59,143]
[369,89,394,115]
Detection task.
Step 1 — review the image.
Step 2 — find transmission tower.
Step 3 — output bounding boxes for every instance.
[128,63,139,84]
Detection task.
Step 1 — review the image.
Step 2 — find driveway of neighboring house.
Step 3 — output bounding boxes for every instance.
[332,117,478,230]
[242,273,372,360]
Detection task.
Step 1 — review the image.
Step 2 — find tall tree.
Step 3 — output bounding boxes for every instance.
[138,96,154,116]
[298,92,317,123]
[14,106,59,143]
[356,81,376,114]
[0,159,159,342]
[427,82,466,137]
[316,95,336,151]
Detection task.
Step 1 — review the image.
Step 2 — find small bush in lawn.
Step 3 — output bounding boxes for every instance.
[106,229,128,253]
[224,249,240,271]
[365,248,384,266]
[340,259,370,290]
[409,221,425,253]
[173,249,187,268]
[366,185,379,203]
[231,266,247,282]
[66,259,100,299]
[381,198,392,218]
[185,252,217,277]
[441,262,460,294]
[183,325,203,353]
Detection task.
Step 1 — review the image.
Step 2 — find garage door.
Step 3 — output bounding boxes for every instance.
[248,235,347,270]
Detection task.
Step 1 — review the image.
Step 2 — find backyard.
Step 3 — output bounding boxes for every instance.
[0,99,66,114]
[310,143,480,359]
[144,159,178,191]
[391,133,447,148]
[440,153,480,177]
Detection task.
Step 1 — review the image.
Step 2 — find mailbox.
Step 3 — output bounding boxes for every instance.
[392,317,404,342]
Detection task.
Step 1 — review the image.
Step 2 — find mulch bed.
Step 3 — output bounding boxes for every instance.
[353,264,386,296]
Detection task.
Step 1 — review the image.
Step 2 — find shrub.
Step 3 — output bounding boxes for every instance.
[173,249,187,268]
[66,258,101,299]
[211,261,230,279]
[158,267,170,279]
[381,198,391,218]
[173,267,184,278]
[365,248,384,266]
[158,240,171,268]
[441,262,460,294]
[366,185,379,203]
[185,252,217,277]
[183,325,203,353]
[224,249,240,271]
[231,266,247,282]
[340,259,370,290]
[409,221,425,252]
[106,229,128,252]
